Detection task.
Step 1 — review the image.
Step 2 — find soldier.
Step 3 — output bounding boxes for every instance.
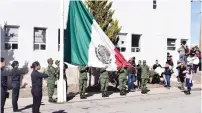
[46,58,57,102]
[55,60,68,93]
[118,65,127,96]
[141,60,150,94]
[55,60,60,80]
[79,66,88,99]
[100,66,109,97]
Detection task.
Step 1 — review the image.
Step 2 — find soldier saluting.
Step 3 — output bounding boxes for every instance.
[141,60,150,94]
[55,60,68,94]
[79,66,89,99]
[46,58,58,103]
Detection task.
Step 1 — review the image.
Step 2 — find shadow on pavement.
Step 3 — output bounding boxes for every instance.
[66,92,78,102]
[18,102,45,111]
[85,85,120,97]
[52,110,67,113]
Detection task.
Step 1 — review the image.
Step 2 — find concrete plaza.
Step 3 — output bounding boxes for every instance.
[4,86,201,113]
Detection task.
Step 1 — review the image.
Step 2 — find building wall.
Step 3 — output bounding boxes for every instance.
[0,0,191,68]
[113,0,191,67]
[0,0,70,68]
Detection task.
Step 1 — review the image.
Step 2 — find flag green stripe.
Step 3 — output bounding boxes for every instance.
[64,1,94,65]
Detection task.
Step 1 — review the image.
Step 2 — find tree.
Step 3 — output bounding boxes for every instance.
[85,0,122,45]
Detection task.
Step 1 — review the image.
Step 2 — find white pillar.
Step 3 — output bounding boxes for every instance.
[57,0,66,103]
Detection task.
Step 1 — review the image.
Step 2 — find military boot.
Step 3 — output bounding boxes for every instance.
[82,92,87,99]
[102,92,105,97]
[49,97,56,103]
[123,90,127,95]
[80,93,83,99]
[104,91,109,97]
[120,89,124,96]
[120,89,126,96]
[141,88,146,94]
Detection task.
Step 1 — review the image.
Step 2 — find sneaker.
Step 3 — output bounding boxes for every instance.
[130,89,135,92]
[13,109,21,112]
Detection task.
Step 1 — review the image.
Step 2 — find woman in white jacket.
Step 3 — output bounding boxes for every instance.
[183,65,193,95]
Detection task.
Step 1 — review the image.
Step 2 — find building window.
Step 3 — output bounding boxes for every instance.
[181,39,188,45]
[58,29,66,51]
[131,34,141,52]
[33,27,46,50]
[4,25,19,50]
[167,38,176,50]
[153,0,157,9]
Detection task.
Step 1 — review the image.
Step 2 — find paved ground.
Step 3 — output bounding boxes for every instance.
[4,87,201,113]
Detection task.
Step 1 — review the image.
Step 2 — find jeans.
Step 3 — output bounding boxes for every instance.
[179,54,185,63]
[165,75,171,88]
[184,56,188,66]
[128,73,135,90]
[193,64,198,73]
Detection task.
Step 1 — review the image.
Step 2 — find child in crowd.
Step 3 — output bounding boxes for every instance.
[176,61,186,90]
[183,65,193,95]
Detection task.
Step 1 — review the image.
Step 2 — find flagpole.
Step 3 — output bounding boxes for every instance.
[58,0,66,103]
[199,13,202,51]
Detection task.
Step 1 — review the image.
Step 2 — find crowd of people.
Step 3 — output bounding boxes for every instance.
[1,44,201,113]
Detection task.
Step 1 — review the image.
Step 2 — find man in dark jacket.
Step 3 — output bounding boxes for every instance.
[1,57,10,113]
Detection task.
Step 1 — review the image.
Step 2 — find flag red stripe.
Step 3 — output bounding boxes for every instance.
[114,48,130,70]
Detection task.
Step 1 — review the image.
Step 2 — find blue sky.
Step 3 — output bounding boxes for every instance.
[191,1,201,44]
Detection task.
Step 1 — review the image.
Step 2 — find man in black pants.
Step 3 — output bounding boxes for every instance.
[136,60,142,89]
[10,61,28,112]
[1,57,9,113]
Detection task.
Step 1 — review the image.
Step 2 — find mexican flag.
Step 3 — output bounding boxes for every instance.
[64,0,129,71]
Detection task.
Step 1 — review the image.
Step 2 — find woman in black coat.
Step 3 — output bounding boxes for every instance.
[30,61,49,113]
[176,62,186,90]
[10,61,28,112]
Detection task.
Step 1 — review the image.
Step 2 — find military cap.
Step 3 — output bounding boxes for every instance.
[55,60,60,64]
[143,60,146,63]
[47,58,53,62]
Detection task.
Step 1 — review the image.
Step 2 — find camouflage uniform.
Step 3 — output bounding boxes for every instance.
[100,68,109,97]
[141,60,150,94]
[118,67,127,95]
[46,58,57,102]
[55,60,67,92]
[79,66,88,99]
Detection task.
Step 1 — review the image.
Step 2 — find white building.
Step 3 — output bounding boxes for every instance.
[0,0,191,68]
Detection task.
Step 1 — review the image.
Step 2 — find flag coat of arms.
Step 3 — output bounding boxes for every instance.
[64,0,129,71]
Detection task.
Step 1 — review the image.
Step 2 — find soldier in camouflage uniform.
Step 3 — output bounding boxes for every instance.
[46,58,58,102]
[79,66,88,99]
[100,66,109,97]
[141,60,150,94]
[55,60,68,93]
[118,66,127,96]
